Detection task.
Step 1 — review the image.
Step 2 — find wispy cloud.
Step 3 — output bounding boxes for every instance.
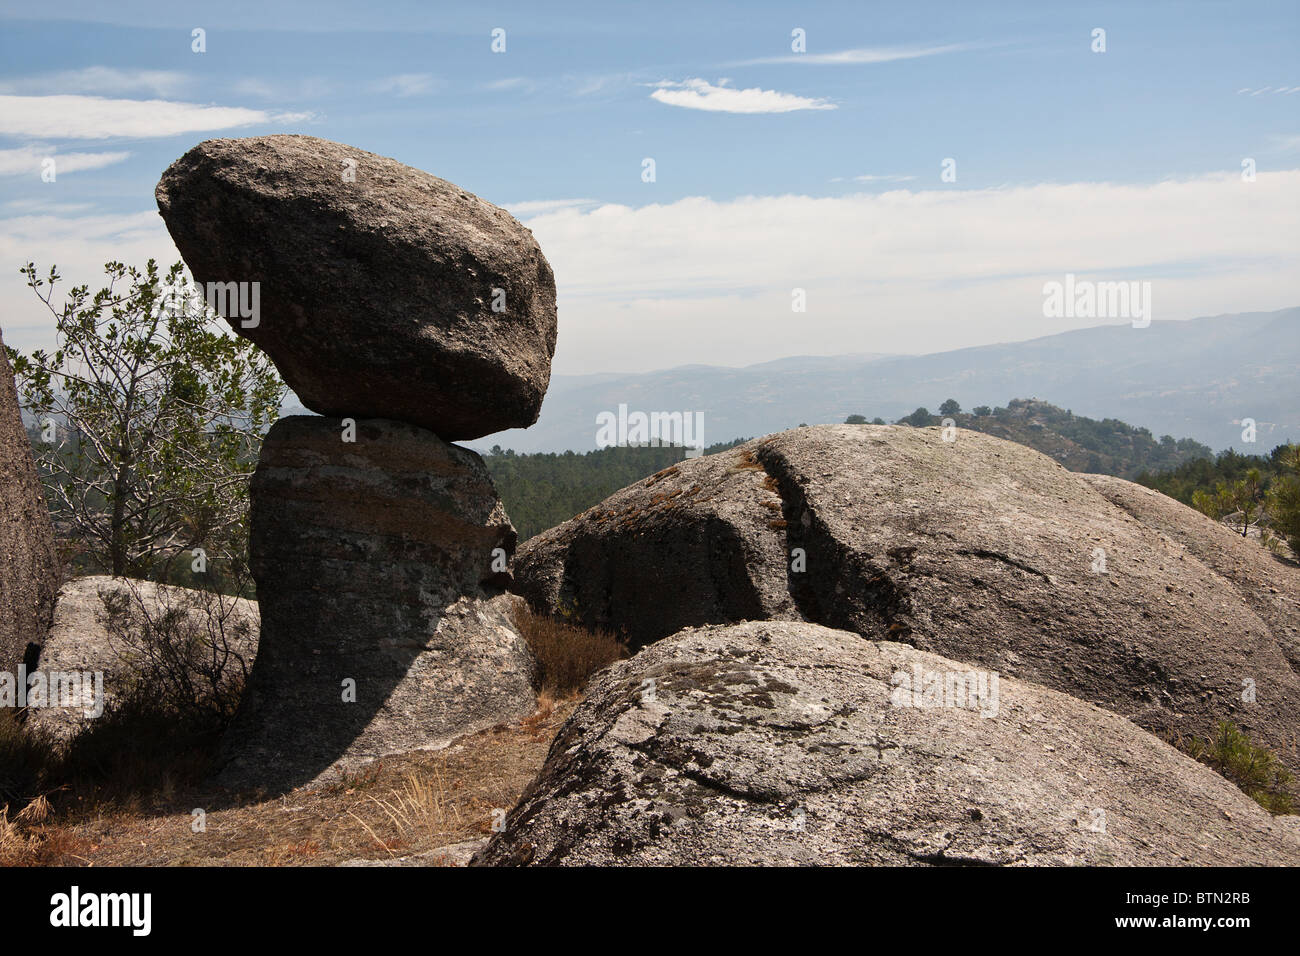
[515,171,1300,372]
[0,95,313,139]
[484,77,537,93]
[506,198,602,217]
[231,76,335,100]
[0,145,130,177]
[650,78,834,114]
[569,73,635,97]
[0,210,179,346]
[371,73,441,97]
[831,173,916,184]
[0,67,190,97]
[736,43,976,66]
[3,198,96,214]
[1238,86,1300,95]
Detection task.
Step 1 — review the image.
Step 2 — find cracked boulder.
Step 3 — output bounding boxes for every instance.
[156,135,557,440]
[472,621,1300,866]
[215,416,536,793]
[514,425,1300,774]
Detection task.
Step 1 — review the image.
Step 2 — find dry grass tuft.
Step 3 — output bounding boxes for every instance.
[0,797,94,866]
[510,599,628,698]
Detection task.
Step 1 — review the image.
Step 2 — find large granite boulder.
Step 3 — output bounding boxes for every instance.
[216,416,536,792]
[25,576,259,741]
[0,329,59,675]
[155,135,557,440]
[516,446,800,646]
[515,425,1300,773]
[473,621,1300,866]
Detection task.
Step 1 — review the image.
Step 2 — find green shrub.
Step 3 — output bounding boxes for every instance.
[1178,721,1295,814]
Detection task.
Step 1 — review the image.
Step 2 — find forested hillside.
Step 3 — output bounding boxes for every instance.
[484,438,748,541]
[887,398,1213,477]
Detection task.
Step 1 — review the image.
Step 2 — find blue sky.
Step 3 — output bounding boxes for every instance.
[1,0,1297,373]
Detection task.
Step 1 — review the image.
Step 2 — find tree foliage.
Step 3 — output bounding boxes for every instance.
[1144,443,1300,557]
[7,260,285,581]
[484,438,748,542]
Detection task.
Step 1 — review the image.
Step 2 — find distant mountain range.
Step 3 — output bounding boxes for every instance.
[465,308,1299,455]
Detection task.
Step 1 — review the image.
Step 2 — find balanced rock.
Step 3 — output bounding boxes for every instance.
[515,425,1300,773]
[155,135,557,440]
[473,621,1300,866]
[0,329,59,675]
[216,416,536,792]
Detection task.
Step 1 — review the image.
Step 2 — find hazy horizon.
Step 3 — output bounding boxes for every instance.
[2,0,1298,373]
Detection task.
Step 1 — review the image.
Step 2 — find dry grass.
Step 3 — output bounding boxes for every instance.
[0,795,95,866]
[0,700,575,866]
[0,593,598,867]
[510,599,629,698]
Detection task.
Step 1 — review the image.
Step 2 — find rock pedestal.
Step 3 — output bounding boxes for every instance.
[0,329,59,675]
[216,417,535,792]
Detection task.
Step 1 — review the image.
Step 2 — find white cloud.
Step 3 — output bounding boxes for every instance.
[0,94,313,139]
[650,78,835,114]
[512,172,1300,373]
[853,174,915,183]
[231,76,334,100]
[10,174,1297,378]
[372,74,441,97]
[0,210,181,350]
[3,199,96,214]
[0,145,130,177]
[737,43,976,66]
[484,77,536,93]
[570,73,633,97]
[0,67,190,97]
[505,198,600,217]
